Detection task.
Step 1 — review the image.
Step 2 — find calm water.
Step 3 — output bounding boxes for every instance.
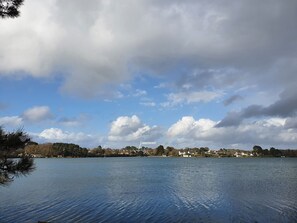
[0,158,296,223]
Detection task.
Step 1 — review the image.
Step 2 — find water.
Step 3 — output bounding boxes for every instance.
[0,158,296,223]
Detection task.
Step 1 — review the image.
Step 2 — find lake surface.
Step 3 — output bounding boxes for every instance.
[0,157,296,222]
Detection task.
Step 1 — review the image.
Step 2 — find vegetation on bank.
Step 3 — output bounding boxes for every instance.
[22,142,297,158]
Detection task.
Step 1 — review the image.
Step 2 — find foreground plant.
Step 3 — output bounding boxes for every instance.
[0,127,35,185]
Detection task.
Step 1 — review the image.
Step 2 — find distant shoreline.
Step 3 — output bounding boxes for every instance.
[29,155,295,159]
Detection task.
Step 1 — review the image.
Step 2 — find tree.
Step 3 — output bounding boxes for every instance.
[0,127,34,185]
[0,0,24,18]
[155,145,165,156]
[89,146,105,157]
[270,147,282,157]
[252,145,263,156]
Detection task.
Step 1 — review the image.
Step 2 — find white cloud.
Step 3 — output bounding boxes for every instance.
[168,116,216,137]
[29,116,297,149]
[140,102,156,107]
[259,118,286,128]
[58,114,89,127]
[133,89,147,97]
[167,116,297,149]
[37,128,95,145]
[22,106,52,122]
[108,115,160,142]
[1,0,297,150]
[1,0,296,98]
[58,118,81,127]
[163,91,220,107]
[0,116,23,127]
[0,105,52,128]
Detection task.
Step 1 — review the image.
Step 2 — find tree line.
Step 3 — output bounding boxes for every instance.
[23,144,211,158]
[25,142,89,158]
[252,145,297,157]
[23,143,297,158]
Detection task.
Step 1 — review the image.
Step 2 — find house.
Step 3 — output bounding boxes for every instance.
[179,151,192,157]
[234,151,251,157]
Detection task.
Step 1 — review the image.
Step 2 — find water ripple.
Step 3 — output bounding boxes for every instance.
[0,158,297,222]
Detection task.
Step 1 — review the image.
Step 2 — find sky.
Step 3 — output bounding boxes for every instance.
[1,0,297,149]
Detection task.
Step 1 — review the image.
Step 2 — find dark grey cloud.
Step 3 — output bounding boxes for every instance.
[216,112,242,127]
[223,95,243,106]
[176,69,241,90]
[217,87,297,127]
[285,117,297,129]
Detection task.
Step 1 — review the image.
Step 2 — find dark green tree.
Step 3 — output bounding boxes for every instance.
[252,145,263,156]
[262,149,269,156]
[90,146,105,157]
[0,127,34,185]
[52,143,88,157]
[0,0,24,18]
[270,147,282,157]
[155,145,165,156]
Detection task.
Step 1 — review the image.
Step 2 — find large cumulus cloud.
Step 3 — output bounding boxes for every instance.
[167,116,297,149]
[33,128,98,147]
[1,0,296,98]
[108,115,161,143]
